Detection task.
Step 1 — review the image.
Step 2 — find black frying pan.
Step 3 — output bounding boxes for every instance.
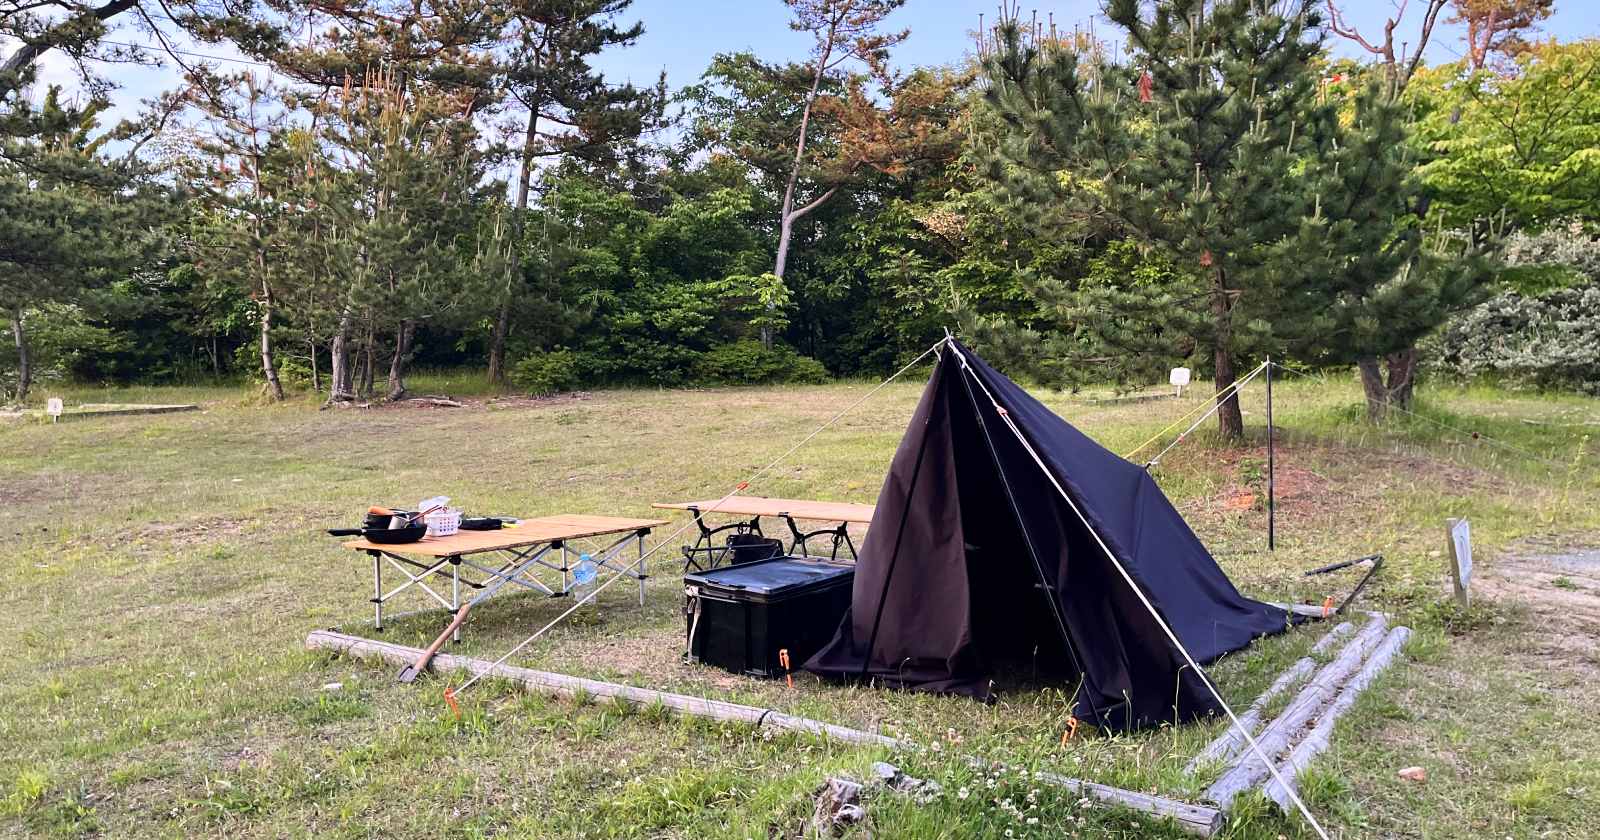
[328,523,428,544]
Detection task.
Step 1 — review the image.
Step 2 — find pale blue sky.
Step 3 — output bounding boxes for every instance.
[591,0,1597,88]
[15,1,1599,133]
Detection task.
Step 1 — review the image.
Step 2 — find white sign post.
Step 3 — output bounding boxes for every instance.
[1169,367,1191,398]
[1447,518,1472,607]
[46,397,64,424]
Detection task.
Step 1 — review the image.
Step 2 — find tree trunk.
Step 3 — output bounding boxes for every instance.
[309,340,320,393]
[326,309,356,403]
[766,26,835,350]
[1213,345,1244,441]
[386,320,414,401]
[258,287,284,402]
[1210,269,1243,441]
[360,326,375,398]
[1385,348,1418,410]
[1357,348,1418,422]
[10,308,30,405]
[1358,355,1388,422]
[487,297,512,384]
[488,99,541,381]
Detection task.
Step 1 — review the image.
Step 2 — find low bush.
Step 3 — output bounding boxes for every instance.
[691,341,830,386]
[510,350,584,396]
[1429,283,1600,395]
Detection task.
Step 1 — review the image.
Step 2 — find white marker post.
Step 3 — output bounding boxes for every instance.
[1169,367,1191,398]
[46,397,64,424]
[1447,518,1472,608]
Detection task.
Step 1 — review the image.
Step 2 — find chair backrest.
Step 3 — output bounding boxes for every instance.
[727,533,783,566]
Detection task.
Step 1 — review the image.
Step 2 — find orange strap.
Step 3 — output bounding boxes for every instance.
[443,687,461,719]
[778,649,793,689]
[1321,596,1335,618]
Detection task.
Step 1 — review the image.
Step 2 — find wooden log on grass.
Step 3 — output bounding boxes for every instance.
[306,629,1223,836]
[1184,621,1355,775]
[1263,626,1411,810]
[1205,615,1389,808]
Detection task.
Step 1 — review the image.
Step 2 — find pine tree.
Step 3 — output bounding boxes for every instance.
[318,69,497,401]
[487,0,665,383]
[982,0,1332,439]
[0,90,166,403]
[1280,80,1495,417]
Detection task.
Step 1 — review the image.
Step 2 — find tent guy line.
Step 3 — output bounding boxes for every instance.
[1142,361,1270,468]
[1121,360,1269,461]
[446,336,950,700]
[944,342,1331,840]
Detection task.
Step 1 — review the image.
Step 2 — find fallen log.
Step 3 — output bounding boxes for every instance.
[306,629,1223,835]
[1309,621,1357,655]
[1205,615,1389,808]
[1185,621,1356,775]
[1264,626,1412,810]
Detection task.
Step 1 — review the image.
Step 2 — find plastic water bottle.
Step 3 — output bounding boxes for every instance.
[572,552,597,603]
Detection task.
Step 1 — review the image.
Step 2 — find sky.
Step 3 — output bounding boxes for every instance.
[10,0,1599,134]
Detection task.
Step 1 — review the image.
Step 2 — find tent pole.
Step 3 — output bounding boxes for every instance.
[1266,357,1275,552]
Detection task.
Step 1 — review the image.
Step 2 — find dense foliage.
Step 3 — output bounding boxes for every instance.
[1,0,1596,425]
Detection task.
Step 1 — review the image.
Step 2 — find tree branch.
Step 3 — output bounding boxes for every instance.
[0,0,139,100]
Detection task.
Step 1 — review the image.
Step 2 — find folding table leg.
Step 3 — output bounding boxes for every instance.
[637,531,647,607]
[451,558,462,643]
[371,550,383,631]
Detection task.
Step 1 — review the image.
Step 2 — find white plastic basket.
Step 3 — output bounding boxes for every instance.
[425,507,462,537]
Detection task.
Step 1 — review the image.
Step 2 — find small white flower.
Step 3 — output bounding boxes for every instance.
[931,740,943,752]
[958,787,970,800]
[1027,817,1039,825]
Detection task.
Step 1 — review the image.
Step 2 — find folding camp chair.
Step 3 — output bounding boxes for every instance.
[680,531,784,573]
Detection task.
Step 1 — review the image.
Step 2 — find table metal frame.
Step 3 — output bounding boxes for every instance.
[364,527,651,642]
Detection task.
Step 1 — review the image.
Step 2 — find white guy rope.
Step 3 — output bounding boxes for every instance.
[948,344,1331,839]
[1143,361,1269,468]
[451,337,951,697]
[1123,361,1270,461]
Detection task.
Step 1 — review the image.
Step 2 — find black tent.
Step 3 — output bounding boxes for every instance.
[806,340,1293,730]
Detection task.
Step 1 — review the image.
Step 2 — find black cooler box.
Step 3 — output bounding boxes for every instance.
[684,557,854,677]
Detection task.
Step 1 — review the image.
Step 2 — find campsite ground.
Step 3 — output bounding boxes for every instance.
[3,371,1599,839]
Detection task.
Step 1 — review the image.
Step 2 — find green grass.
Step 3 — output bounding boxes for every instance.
[2,370,1598,838]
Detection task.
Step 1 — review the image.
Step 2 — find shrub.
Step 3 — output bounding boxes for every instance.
[510,350,584,396]
[1428,283,1600,395]
[691,341,830,386]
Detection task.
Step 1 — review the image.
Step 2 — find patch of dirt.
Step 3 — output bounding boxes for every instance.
[487,392,594,409]
[1477,542,1600,677]
[558,623,755,692]
[0,470,104,508]
[1191,446,1337,519]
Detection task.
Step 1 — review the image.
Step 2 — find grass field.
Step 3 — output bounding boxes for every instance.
[3,369,1599,838]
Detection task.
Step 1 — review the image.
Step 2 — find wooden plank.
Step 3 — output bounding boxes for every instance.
[306,630,1222,836]
[652,496,876,524]
[1263,626,1412,810]
[341,514,667,556]
[1205,615,1389,809]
